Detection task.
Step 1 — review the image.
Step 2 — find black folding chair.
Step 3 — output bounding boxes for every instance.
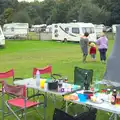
[53,108,97,120]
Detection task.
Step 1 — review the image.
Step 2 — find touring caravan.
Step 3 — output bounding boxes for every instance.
[3,23,29,38]
[112,24,120,34]
[46,25,52,33]
[0,26,5,46]
[31,24,46,32]
[94,24,104,38]
[52,22,96,42]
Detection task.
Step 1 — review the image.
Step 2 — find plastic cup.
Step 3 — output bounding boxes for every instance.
[40,79,46,88]
[77,94,88,102]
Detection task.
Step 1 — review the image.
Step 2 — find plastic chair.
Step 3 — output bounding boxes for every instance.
[1,81,46,120]
[53,108,97,120]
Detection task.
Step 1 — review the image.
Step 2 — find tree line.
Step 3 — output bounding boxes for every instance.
[0,0,120,26]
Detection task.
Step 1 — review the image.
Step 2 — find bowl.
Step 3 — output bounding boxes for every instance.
[77,93,88,102]
[84,91,93,99]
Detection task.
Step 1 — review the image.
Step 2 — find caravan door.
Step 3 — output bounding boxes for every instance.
[0,26,5,46]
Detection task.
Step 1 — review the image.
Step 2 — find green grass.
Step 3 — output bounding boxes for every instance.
[0,39,116,120]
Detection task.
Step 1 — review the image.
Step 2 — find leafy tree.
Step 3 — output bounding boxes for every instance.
[40,0,56,23]
[34,16,43,24]
[13,10,31,24]
[79,2,110,24]
[25,6,38,19]
[110,0,120,24]
[3,8,14,23]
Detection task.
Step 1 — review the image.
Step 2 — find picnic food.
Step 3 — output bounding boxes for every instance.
[64,95,78,100]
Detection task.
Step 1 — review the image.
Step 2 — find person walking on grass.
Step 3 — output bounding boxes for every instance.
[96,32,108,63]
[80,32,89,63]
[89,42,97,61]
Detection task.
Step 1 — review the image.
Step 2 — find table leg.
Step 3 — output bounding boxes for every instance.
[109,113,117,120]
[53,94,56,108]
[65,101,68,113]
[44,92,47,120]
[114,114,117,120]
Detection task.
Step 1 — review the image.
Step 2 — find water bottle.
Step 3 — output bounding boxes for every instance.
[36,70,40,87]
[84,72,89,90]
[94,76,99,92]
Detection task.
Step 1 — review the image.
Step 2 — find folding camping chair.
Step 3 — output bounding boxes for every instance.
[74,66,93,89]
[0,69,24,88]
[33,65,52,78]
[0,69,14,90]
[0,69,15,110]
[61,67,94,114]
[1,81,46,120]
[53,108,97,120]
[30,65,52,99]
[33,65,64,106]
[0,69,24,98]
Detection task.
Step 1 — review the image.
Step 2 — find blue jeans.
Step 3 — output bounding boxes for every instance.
[99,49,107,61]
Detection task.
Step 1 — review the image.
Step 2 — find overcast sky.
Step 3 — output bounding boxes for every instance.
[18,0,44,2]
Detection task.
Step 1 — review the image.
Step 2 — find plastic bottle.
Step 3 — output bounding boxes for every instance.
[44,82,48,91]
[111,89,117,105]
[36,70,40,87]
[94,76,99,92]
[84,72,89,90]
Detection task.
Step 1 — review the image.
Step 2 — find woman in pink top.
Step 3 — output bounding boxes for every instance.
[96,32,108,63]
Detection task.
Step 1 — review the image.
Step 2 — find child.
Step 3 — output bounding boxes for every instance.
[89,43,96,61]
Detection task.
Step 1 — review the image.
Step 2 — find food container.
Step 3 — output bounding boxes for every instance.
[48,80,58,90]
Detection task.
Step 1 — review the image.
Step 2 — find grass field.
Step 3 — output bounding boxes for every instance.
[0,39,117,120]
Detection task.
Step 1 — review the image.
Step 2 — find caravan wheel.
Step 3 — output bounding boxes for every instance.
[64,38,67,42]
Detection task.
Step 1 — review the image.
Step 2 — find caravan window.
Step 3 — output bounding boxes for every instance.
[11,27,14,31]
[72,27,79,34]
[54,29,58,33]
[55,25,58,28]
[82,27,95,34]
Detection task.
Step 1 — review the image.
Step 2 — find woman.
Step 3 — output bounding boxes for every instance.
[80,32,89,63]
[96,32,108,63]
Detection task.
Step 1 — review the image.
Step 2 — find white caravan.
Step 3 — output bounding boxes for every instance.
[94,24,104,38]
[31,24,46,32]
[112,24,120,34]
[45,25,52,33]
[3,23,29,38]
[0,26,5,46]
[52,22,96,42]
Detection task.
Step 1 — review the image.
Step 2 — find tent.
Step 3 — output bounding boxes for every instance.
[103,25,120,86]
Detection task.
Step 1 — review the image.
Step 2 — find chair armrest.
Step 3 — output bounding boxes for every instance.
[27,93,45,100]
[14,77,24,81]
[51,73,62,80]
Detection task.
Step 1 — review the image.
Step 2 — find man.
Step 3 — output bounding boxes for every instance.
[80,32,89,63]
